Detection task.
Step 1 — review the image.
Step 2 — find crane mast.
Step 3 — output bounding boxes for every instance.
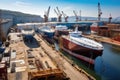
[98,2,102,21]
[109,13,112,23]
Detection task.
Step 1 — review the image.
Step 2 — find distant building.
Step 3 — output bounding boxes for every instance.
[0,19,13,41]
[51,17,57,22]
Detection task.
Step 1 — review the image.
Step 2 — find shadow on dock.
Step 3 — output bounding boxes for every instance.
[23,36,40,48]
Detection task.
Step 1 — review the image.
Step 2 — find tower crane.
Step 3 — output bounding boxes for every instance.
[73,10,79,22]
[61,11,68,22]
[109,13,112,23]
[54,7,62,22]
[44,6,50,22]
[98,2,102,21]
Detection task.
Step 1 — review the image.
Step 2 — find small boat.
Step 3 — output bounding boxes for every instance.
[38,26,55,39]
[38,26,55,44]
[54,25,69,41]
[55,25,68,31]
[60,26,104,59]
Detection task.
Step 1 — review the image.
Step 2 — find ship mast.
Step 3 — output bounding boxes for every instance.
[98,2,102,21]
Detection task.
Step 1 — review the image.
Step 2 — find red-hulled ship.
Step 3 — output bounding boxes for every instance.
[60,27,104,59]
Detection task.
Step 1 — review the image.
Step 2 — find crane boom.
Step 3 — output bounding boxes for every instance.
[54,7,62,22]
[61,11,68,22]
[54,9,59,16]
[44,6,50,22]
[56,7,61,15]
[46,6,50,17]
[73,10,78,22]
[73,10,77,17]
[61,11,65,18]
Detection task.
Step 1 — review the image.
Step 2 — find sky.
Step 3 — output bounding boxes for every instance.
[0,0,120,18]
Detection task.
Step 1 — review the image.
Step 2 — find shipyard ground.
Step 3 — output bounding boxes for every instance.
[4,33,95,80]
[37,34,95,80]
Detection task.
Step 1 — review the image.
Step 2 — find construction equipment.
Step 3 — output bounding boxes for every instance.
[109,13,112,23]
[61,11,68,22]
[98,2,102,21]
[54,7,62,22]
[73,10,79,22]
[44,6,50,22]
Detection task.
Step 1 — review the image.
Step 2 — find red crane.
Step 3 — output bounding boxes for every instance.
[54,7,62,22]
[44,6,50,22]
[62,11,68,22]
[73,10,79,22]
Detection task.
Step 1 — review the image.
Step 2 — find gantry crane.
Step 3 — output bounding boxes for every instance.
[44,6,50,22]
[109,13,112,23]
[54,7,62,22]
[61,11,68,22]
[73,10,79,22]
[98,2,102,21]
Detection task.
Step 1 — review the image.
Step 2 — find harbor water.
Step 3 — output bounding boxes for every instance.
[95,43,120,80]
[54,42,120,80]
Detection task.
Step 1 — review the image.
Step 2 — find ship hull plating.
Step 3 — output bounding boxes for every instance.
[61,37,103,59]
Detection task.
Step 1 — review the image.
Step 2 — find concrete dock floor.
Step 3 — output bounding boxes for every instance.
[36,34,93,80]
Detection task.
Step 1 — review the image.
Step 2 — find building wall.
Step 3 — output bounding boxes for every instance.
[0,19,13,41]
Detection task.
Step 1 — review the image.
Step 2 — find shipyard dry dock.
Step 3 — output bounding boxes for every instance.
[3,33,65,80]
[0,32,95,80]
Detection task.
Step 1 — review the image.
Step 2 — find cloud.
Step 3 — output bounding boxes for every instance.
[61,6,74,16]
[62,6,73,11]
[13,1,32,7]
